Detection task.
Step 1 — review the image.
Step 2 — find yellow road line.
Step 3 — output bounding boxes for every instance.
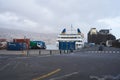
[32,68,61,80]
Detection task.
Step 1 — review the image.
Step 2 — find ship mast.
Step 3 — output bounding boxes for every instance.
[71,24,73,34]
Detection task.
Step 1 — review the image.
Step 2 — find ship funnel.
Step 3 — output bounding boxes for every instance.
[61,28,66,34]
[77,28,81,34]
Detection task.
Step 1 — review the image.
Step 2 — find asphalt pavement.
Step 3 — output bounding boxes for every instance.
[0,47,120,80]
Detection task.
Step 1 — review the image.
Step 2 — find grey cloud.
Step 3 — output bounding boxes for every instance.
[0,0,120,37]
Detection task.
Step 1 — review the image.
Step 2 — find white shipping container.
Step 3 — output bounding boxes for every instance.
[0,42,7,49]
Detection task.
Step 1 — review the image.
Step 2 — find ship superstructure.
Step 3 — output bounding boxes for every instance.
[57,27,84,50]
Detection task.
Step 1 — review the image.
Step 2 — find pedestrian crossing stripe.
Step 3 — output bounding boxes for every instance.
[87,51,120,53]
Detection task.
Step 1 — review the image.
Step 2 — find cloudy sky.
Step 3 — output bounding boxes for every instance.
[0,0,120,39]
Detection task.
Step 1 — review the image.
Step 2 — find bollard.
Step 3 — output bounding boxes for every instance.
[117,51,120,53]
[65,50,67,54]
[39,50,41,55]
[67,50,68,54]
[113,51,115,53]
[27,50,29,56]
[71,49,73,53]
[50,50,52,55]
[60,50,61,54]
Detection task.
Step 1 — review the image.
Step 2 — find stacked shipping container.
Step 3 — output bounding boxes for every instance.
[6,38,30,50]
[7,42,26,50]
[13,39,30,49]
[0,38,47,50]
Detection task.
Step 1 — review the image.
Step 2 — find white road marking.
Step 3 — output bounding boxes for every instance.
[0,63,10,71]
[90,74,120,80]
[50,72,79,80]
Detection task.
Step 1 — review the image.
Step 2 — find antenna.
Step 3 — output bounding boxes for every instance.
[71,24,73,34]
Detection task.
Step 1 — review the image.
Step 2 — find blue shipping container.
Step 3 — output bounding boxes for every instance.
[59,42,75,50]
[7,42,26,50]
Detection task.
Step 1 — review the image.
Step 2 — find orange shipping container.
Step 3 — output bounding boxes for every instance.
[13,39,30,49]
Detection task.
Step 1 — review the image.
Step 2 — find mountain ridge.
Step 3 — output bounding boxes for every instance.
[0,28,57,44]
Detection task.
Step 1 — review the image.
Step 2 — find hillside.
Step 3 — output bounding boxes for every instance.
[0,28,57,44]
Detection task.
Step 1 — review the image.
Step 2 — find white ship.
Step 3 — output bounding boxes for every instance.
[56,27,84,50]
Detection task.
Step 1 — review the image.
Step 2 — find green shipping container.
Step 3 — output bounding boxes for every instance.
[30,41,46,49]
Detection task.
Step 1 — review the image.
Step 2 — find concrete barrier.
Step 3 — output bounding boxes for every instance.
[0,49,74,56]
[0,49,120,56]
[25,49,72,56]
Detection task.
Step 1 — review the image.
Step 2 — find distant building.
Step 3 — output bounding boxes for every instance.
[111,39,120,48]
[88,28,98,44]
[88,28,116,45]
